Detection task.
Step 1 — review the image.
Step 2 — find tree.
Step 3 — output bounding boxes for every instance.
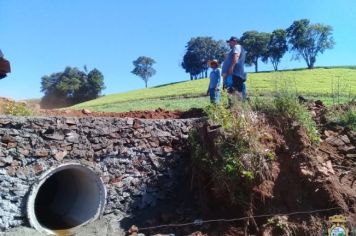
[240,31,271,72]
[263,29,288,71]
[182,51,202,80]
[40,67,105,108]
[182,37,227,79]
[75,68,105,102]
[286,19,335,69]
[131,56,156,88]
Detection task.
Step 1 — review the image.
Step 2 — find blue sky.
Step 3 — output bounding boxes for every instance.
[1,0,356,100]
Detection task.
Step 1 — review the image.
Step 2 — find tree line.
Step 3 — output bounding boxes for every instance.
[182,19,335,77]
[40,19,335,107]
[40,66,105,108]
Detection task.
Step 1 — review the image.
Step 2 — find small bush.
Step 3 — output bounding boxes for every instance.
[191,101,271,207]
[266,217,289,230]
[4,101,32,116]
[327,103,356,130]
[203,103,233,130]
[340,109,356,130]
[265,151,275,161]
[274,94,320,143]
[250,93,320,144]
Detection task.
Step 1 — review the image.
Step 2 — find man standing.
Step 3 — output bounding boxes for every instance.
[222,36,247,103]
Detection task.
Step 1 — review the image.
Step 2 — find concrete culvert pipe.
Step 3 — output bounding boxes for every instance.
[27,163,106,235]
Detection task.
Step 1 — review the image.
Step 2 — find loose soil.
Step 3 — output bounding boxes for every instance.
[37,107,205,119]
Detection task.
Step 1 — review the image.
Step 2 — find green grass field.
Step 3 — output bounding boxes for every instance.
[72,68,356,112]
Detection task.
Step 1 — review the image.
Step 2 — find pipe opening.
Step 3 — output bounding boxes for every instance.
[27,164,106,234]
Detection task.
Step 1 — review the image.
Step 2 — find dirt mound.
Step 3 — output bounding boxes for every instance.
[128,100,355,236]
[37,107,205,119]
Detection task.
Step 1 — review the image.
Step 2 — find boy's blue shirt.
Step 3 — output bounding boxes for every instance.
[209,68,221,88]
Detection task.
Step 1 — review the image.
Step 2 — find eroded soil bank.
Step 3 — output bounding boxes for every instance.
[125,101,355,236]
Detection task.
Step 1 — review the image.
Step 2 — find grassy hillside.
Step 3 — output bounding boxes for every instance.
[72,68,356,112]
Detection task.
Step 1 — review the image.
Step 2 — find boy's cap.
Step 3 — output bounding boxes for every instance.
[226,36,239,42]
[208,59,219,67]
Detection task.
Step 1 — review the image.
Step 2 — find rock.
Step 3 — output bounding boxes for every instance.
[18,148,29,156]
[6,167,16,176]
[324,130,337,137]
[65,132,79,143]
[133,119,142,129]
[325,136,345,146]
[109,132,119,138]
[163,146,173,153]
[317,160,335,176]
[149,141,159,148]
[128,225,139,234]
[340,135,351,144]
[148,153,161,169]
[112,181,124,188]
[33,163,44,173]
[65,118,77,125]
[346,154,356,159]
[43,132,65,140]
[127,118,134,125]
[325,160,335,175]
[300,167,314,177]
[54,150,68,161]
[82,109,92,115]
[338,145,356,154]
[153,234,175,236]
[1,134,16,143]
[0,156,13,164]
[34,149,49,157]
[7,142,17,148]
[347,131,356,142]
[155,130,171,137]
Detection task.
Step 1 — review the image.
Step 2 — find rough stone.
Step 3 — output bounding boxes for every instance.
[0,115,200,231]
[54,150,68,161]
[324,130,337,137]
[338,145,356,154]
[33,149,49,158]
[42,132,65,141]
[0,156,13,164]
[82,109,92,115]
[325,136,345,146]
[346,154,356,159]
[1,135,16,143]
[339,135,351,144]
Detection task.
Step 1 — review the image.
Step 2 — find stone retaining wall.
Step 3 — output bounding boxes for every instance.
[0,116,200,230]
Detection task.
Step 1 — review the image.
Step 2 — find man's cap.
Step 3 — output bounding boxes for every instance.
[208,59,219,67]
[226,36,239,43]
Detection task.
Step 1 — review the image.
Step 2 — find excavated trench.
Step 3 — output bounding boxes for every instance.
[26,164,106,235]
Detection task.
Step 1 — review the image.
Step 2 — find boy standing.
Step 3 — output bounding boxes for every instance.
[207,59,221,104]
